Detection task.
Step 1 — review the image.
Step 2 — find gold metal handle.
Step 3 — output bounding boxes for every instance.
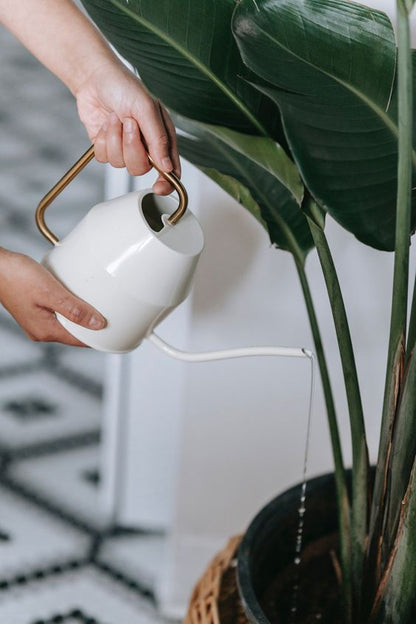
[35,145,188,245]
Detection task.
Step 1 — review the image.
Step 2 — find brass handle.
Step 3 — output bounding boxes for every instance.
[36,145,188,245]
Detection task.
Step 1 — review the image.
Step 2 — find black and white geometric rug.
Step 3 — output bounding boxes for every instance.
[0,23,176,624]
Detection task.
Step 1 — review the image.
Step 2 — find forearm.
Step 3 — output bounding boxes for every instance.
[0,0,116,95]
[0,0,180,190]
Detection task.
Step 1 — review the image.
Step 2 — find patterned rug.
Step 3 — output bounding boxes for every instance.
[0,23,175,624]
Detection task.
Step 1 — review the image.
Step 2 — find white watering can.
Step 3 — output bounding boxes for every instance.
[36,146,314,403]
[36,145,204,353]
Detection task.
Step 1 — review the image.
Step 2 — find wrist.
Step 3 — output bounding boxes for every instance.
[68,42,118,98]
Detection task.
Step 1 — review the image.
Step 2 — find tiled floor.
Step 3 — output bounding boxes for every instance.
[0,24,176,624]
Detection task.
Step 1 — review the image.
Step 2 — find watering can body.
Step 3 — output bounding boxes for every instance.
[37,148,204,353]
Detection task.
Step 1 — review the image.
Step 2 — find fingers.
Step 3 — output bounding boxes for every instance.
[44,284,106,331]
[33,280,106,346]
[136,99,172,173]
[0,251,106,348]
[159,103,181,178]
[93,101,181,194]
[122,118,152,176]
[30,313,90,347]
[106,113,124,168]
[152,103,182,195]
[152,175,174,196]
[93,118,108,165]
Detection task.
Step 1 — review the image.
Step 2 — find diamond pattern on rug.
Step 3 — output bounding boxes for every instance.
[0,371,101,451]
[0,567,168,624]
[0,485,88,579]
[9,447,110,531]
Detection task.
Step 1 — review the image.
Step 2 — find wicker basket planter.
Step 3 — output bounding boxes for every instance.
[183,535,248,624]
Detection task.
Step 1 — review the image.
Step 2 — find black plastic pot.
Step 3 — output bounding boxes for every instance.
[237,471,342,624]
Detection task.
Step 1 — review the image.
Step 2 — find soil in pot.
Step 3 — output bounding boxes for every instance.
[260,532,342,624]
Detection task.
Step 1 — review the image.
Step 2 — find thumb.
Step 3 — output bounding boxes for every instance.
[47,286,106,331]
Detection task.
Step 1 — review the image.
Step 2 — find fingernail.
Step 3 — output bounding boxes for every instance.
[162,157,173,172]
[89,314,105,329]
[123,118,135,133]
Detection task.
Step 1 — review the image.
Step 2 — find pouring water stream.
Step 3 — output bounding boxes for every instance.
[289,352,316,623]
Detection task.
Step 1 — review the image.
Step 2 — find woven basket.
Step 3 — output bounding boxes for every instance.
[183,535,249,624]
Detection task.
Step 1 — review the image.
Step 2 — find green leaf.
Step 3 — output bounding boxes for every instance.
[233,0,416,251]
[201,167,265,225]
[200,124,304,204]
[176,117,314,262]
[81,0,283,139]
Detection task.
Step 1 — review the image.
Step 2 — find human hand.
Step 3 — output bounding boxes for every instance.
[0,249,106,347]
[75,60,181,195]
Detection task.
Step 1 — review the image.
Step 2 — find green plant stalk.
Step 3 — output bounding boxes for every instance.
[406,274,416,361]
[368,0,413,583]
[385,349,416,547]
[295,261,352,622]
[377,459,416,622]
[307,215,369,614]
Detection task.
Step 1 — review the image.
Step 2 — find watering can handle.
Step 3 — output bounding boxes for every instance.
[35,144,188,245]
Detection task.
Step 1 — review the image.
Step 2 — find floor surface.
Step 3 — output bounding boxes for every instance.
[0,23,175,624]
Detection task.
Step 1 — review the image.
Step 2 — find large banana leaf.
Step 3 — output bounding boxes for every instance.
[233,0,416,251]
[81,0,284,140]
[176,117,315,262]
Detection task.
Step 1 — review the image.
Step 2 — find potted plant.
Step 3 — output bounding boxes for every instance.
[80,0,415,621]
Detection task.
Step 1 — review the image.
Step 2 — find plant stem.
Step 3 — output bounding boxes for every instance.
[368,0,413,585]
[385,350,416,546]
[306,213,369,614]
[295,260,352,622]
[405,273,416,362]
[377,458,416,622]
